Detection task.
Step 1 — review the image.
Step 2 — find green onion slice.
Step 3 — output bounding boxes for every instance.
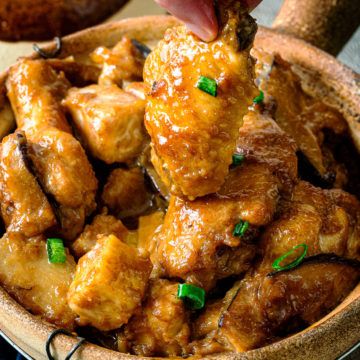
[197,76,217,97]
[272,244,308,272]
[233,220,249,237]
[47,238,66,264]
[177,284,205,310]
[253,90,264,104]
[232,153,245,166]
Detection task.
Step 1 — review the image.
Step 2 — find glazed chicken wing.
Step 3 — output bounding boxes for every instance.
[258,181,360,270]
[144,1,257,198]
[154,163,278,291]
[0,232,76,329]
[6,59,98,240]
[28,128,98,239]
[124,279,190,357]
[0,131,56,236]
[63,84,146,164]
[193,180,360,352]
[6,59,72,135]
[218,259,359,351]
[153,110,298,290]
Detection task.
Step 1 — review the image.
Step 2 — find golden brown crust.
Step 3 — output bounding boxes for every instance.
[144,8,257,199]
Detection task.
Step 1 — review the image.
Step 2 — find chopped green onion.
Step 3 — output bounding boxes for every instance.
[253,90,264,104]
[232,153,245,166]
[197,76,217,97]
[47,238,66,264]
[177,284,205,310]
[272,244,308,272]
[233,220,249,237]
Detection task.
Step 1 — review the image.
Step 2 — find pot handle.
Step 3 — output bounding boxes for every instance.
[272,0,360,55]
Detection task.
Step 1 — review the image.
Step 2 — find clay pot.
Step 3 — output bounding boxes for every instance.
[0,0,129,41]
[0,1,359,359]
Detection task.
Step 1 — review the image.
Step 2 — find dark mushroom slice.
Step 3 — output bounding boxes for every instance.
[0,131,56,236]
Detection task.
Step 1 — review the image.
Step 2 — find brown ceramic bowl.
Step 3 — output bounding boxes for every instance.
[0,0,129,41]
[0,15,359,360]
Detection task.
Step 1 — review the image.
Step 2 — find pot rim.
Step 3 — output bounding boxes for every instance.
[0,15,359,360]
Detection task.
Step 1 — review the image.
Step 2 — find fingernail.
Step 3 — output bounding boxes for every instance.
[186,23,217,42]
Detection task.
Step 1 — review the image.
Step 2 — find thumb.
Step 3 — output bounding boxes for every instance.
[155,0,218,41]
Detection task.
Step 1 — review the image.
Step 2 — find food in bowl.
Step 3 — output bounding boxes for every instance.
[0,1,359,358]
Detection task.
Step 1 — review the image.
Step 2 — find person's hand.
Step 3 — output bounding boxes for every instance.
[155,0,262,41]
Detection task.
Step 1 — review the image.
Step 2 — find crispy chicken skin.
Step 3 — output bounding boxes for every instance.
[63,84,146,164]
[101,168,152,218]
[6,59,98,240]
[91,37,145,86]
[0,232,76,329]
[0,132,56,236]
[124,279,190,357]
[218,260,360,352]
[68,234,152,331]
[155,163,278,290]
[71,213,128,258]
[6,59,72,135]
[144,2,257,199]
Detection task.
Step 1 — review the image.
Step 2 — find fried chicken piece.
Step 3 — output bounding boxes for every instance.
[258,181,360,271]
[68,234,152,331]
[0,232,76,329]
[91,37,145,86]
[101,168,152,218]
[236,111,298,189]
[190,180,360,353]
[71,212,128,258]
[154,163,279,290]
[6,59,72,135]
[124,279,190,357]
[218,258,360,351]
[0,132,56,236]
[189,176,359,354]
[144,2,257,198]
[6,59,98,240]
[63,84,146,164]
[253,51,349,188]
